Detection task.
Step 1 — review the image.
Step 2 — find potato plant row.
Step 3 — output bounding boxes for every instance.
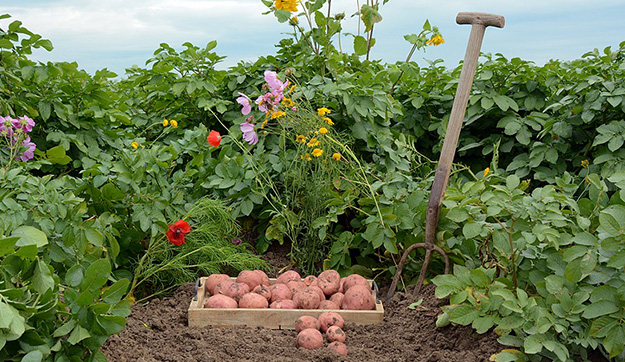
[203,270,376,310]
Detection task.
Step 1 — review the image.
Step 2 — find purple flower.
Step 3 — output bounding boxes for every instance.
[264,70,288,93]
[240,122,258,145]
[16,116,35,133]
[19,136,36,162]
[236,92,252,115]
[232,238,242,245]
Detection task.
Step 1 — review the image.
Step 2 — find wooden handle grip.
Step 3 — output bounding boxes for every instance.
[456,12,505,28]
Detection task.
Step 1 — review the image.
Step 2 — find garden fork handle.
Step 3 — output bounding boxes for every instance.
[424,12,505,246]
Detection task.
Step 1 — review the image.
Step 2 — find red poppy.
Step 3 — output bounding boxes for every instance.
[166,220,190,246]
[207,130,221,147]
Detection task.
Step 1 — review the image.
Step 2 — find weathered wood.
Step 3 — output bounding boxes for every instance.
[386,12,505,301]
[189,277,384,329]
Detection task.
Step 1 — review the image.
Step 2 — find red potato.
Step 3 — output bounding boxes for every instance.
[338,277,346,293]
[328,341,348,356]
[286,280,307,296]
[329,292,344,308]
[269,284,292,303]
[318,312,344,332]
[317,270,341,296]
[343,274,369,292]
[214,280,235,295]
[253,284,272,301]
[303,275,317,286]
[223,282,250,302]
[205,274,231,295]
[308,286,326,303]
[236,270,264,290]
[276,270,301,285]
[293,288,320,309]
[319,300,340,310]
[254,269,270,286]
[295,315,321,333]
[238,292,269,308]
[342,284,375,310]
[296,329,324,350]
[203,294,238,309]
[326,325,346,343]
[269,299,298,309]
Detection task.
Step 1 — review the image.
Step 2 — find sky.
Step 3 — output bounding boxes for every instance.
[1,0,623,77]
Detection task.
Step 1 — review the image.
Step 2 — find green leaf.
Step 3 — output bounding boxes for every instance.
[523,334,544,354]
[84,228,104,247]
[360,4,382,32]
[436,312,450,327]
[46,145,72,165]
[67,325,90,345]
[407,299,423,310]
[469,269,490,288]
[353,35,368,56]
[590,316,616,338]
[463,222,482,239]
[582,300,619,319]
[472,315,494,333]
[21,350,43,362]
[604,325,625,358]
[447,305,478,325]
[506,175,520,190]
[12,226,48,247]
[102,279,130,304]
[32,258,54,294]
[0,301,15,329]
[0,237,19,257]
[446,207,469,223]
[53,319,77,338]
[80,259,111,292]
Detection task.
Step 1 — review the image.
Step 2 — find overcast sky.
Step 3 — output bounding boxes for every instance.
[1,0,623,77]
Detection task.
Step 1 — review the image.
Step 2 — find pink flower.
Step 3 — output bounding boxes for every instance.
[19,136,36,162]
[12,116,35,133]
[240,122,258,145]
[236,92,252,115]
[264,70,289,92]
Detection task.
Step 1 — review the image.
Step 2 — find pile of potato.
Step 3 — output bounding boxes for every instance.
[203,269,376,310]
[295,313,348,356]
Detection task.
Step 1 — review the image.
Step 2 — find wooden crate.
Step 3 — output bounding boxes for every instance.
[188,277,385,329]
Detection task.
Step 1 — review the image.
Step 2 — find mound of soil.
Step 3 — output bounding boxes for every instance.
[101,283,503,362]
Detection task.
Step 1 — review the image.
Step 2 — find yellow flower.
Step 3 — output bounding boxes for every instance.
[130,141,139,149]
[271,111,286,119]
[317,107,331,116]
[319,127,328,134]
[585,176,591,185]
[289,16,298,25]
[322,117,334,126]
[426,35,445,46]
[163,119,169,127]
[581,159,589,168]
[307,138,320,147]
[312,148,323,157]
[261,119,269,129]
[296,134,306,143]
[170,120,178,128]
[275,0,298,12]
[282,98,295,107]
[301,153,311,161]
[483,167,490,177]
[332,153,341,161]
[289,84,296,93]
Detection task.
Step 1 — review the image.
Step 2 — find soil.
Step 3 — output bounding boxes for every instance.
[101,243,509,362]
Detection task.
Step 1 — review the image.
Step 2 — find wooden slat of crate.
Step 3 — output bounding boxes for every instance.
[188,277,384,329]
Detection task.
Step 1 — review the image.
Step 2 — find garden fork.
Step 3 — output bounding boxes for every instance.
[386,12,505,301]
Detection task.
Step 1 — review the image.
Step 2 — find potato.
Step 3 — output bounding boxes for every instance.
[296,329,324,350]
[295,315,321,333]
[326,325,346,343]
[317,270,340,296]
[276,270,301,285]
[214,280,235,295]
[329,292,344,308]
[303,275,317,286]
[327,341,348,356]
[254,269,270,286]
[293,288,320,309]
[205,274,231,295]
[286,280,307,296]
[236,270,263,290]
[338,277,346,293]
[269,299,298,309]
[319,300,340,310]
[253,284,272,301]
[223,282,250,302]
[203,294,237,309]
[238,292,269,308]
[342,284,375,310]
[269,283,292,303]
[343,274,369,292]
[308,285,326,303]
[318,312,344,332]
